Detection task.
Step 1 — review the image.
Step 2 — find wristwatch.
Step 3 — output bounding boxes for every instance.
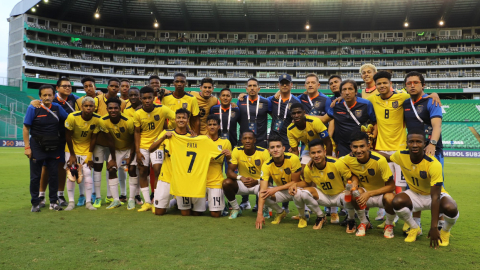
[430,139,437,145]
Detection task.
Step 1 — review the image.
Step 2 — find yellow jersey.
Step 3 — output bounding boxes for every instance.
[206,137,232,188]
[261,153,302,187]
[303,157,346,196]
[123,105,139,118]
[362,87,407,99]
[101,113,134,151]
[133,105,175,150]
[190,91,219,135]
[368,91,410,151]
[161,92,200,129]
[167,135,223,197]
[64,111,105,156]
[390,150,445,195]
[96,94,127,116]
[337,151,393,191]
[75,95,99,112]
[121,98,131,108]
[230,146,271,180]
[287,115,329,151]
[157,129,192,183]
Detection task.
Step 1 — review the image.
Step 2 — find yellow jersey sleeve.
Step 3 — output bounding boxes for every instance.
[335,157,353,181]
[163,105,176,122]
[190,97,200,117]
[312,117,328,135]
[260,162,271,182]
[230,147,240,165]
[303,165,313,183]
[287,123,299,148]
[429,159,443,187]
[65,113,76,131]
[379,156,393,183]
[206,138,232,188]
[291,154,302,173]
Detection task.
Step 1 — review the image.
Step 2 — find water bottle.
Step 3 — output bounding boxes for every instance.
[345,180,353,203]
[352,187,366,210]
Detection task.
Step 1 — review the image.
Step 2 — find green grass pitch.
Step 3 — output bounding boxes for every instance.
[1,148,479,269]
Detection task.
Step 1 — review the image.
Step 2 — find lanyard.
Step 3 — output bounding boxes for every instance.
[277,95,292,119]
[410,98,424,123]
[41,103,59,121]
[246,97,260,121]
[57,95,74,112]
[343,101,360,126]
[220,105,232,133]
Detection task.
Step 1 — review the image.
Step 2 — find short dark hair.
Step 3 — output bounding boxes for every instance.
[308,138,325,150]
[56,77,70,87]
[39,84,55,96]
[407,128,426,140]
[349,131,369,145]
[328,75,342,83]
[220,88,232,94]
[148,75,160,82]
[206,114,220,125]
[140,86,154,95]
[81,76,95,85]
[106,97,121,107]
[241,130,256,139]
[340,79,358,92]
[247,78,259,85]
[404,71,425,85]
[268,135,283,147]
[108,78,120,85]
[174,73,186,80]
[175,108,190,118]
[373,71,392,82]
[290,103,304,111]
[129,87,140,93]
[200,77,214,86]
[120,79,130,84]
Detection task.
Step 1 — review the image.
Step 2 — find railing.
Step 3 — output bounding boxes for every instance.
[0,114,18,139]
[0,77,22,87]
[0,93,29,115]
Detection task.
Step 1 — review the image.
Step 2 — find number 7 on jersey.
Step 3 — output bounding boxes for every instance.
[186,151,197,173]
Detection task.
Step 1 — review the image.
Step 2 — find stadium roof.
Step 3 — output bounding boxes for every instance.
[10,0,480,32]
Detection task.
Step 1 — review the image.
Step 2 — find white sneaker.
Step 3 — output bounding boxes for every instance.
[375,208,386,221]
[240,201,251,210]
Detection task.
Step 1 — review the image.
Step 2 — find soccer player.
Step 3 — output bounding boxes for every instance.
[321,79,377,158]
[124,87,142,118]
[92,78,127,208]
[268,74,301,151]
[288,139,355,229]
[255,136,302,229]
[120,79,131,107]
[359,64,378,99]
[133,86,175,212]
[223,131,271,219]
[210,88,241,147]
[75,76,99,112]
[64,97,113,211]
[336,132,396,237]
[161,73,200,135]
[190,77,220,135]
[380,130,458,247]
[149,110,192,216]
[287,103,332,161]
[101,98,135,209]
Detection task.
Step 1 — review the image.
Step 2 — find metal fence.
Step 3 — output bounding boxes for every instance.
[0,77,22,87]
[0,93,29,115]
[0,115,18,139]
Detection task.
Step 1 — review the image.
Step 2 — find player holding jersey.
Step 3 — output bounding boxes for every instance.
[380,130,459,247]
[134,86,175,212]
[256,136,302,229]
[223,131,271,219]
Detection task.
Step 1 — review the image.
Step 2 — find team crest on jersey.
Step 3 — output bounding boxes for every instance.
[217,145,222,151]
[308,130,315,136]
[420,171,427,179]
[287,103,292,110]
[258,103,263,109]
[392,101,399,109]
[314,101,321,108]
[115,133,120,138]
[255,159,261,166]
[199,108,206,117]
[368,169,375,176]
[355,110,363,118]
[416,105,424,113]
[231,111,236,118]
[284,168,291,175]
[154,115,160,121]
[327,172,335,179]
[120,127,125,133]
[182,103,188,109]
[90,125,96,130]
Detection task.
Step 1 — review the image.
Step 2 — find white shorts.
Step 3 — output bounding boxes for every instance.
[312,188,344,208]
[64,152,87,169]
[236,180,260,196]
[404,189,451,212]
[300,150,311,165]
[153,180,171,209]
[176,196,206,212]
[138,148,164,166]
[93,145,110,164]
[108,149,132,168]
[271,189,294,203]
[207,188,225,212]
[359,187,384,208]
[379,150,405,187]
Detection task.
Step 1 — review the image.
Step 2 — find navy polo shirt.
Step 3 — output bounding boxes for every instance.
[268,95,301,149]
[209,105,241,147]
[298,93,331,116]
[237,96,271,147]
[404,94,443,156]
[327,98,376,157]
